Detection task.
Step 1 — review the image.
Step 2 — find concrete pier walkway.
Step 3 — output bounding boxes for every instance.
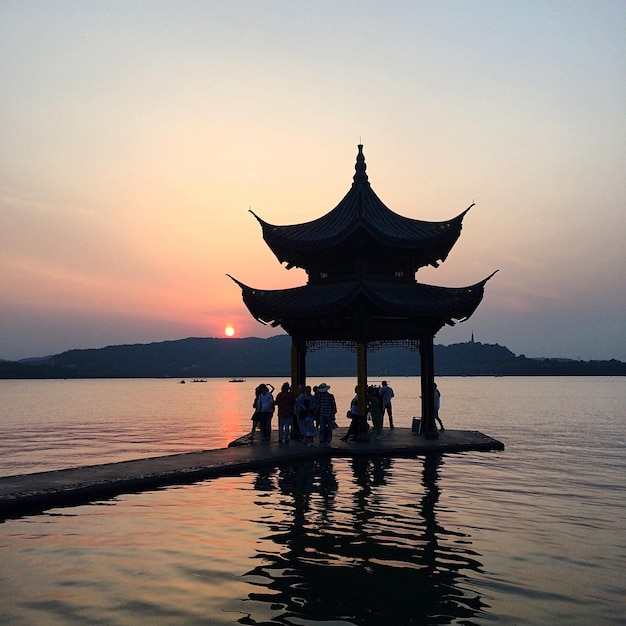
[0,428,503,519]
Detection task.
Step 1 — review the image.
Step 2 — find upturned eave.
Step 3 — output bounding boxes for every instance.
[226,272,497,333]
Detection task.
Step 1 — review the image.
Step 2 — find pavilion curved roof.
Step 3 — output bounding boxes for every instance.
[250,145,473,270]
[227,272,497,331]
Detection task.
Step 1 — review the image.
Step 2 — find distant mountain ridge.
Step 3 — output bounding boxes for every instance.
[1,335,625,378]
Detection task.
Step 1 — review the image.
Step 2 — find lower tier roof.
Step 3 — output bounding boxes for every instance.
[228,273,497,340]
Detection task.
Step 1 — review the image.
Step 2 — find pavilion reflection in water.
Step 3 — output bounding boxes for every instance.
[239,457,489,625]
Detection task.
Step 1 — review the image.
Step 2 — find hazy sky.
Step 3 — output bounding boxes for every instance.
[1,1,625,362]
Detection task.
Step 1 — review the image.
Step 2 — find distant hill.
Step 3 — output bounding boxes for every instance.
[1,335,625,378]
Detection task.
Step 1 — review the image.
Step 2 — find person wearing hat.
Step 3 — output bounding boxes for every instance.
[316,382,337,447]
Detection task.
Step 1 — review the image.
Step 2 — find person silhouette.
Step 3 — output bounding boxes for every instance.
[434,383,445,431]
[379,380,394,429]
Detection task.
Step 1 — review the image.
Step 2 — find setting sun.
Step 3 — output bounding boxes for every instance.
[224,325,235,337]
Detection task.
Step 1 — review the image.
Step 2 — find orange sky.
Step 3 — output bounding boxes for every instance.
[1,2,625,361]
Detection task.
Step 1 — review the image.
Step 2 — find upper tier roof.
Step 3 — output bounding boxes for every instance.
[251,145,473,271]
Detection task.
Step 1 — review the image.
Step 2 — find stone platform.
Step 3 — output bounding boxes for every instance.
[0,428,504,520]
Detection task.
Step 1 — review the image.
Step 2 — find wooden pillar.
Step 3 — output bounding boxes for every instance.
[356,341,368,415]
[290,342,298,392]
[290,337,307,391]
[420,333,438,439]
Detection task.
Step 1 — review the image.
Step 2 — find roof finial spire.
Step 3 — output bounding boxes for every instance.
[353,143,369,185]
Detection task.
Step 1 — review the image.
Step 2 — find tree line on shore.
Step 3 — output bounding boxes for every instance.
[1,335,625,379]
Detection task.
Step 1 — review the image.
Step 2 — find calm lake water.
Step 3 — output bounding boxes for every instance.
[0,376,625,625]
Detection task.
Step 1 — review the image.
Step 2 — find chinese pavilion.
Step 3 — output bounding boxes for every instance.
[229,145,496,437]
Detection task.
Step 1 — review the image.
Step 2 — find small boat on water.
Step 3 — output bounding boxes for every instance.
[191,379,207,383]
[229,378,245,383]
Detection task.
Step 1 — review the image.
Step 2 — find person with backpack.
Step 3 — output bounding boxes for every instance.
[275,381,295,443]
[294,384,308,441]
